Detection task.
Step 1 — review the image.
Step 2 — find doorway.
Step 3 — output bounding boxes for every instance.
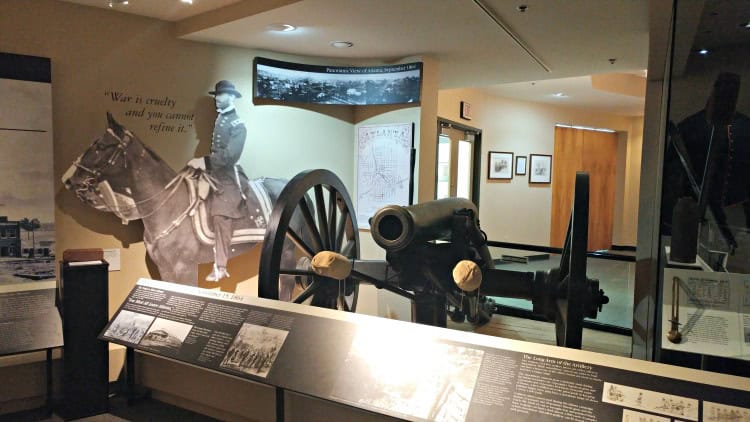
[435,119,482,205]
[550,125,618,251]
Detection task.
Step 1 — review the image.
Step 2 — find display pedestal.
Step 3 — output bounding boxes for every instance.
[59,259,109,419]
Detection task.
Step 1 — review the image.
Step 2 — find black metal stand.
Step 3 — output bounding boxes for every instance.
[59,261,109,419]
[0,346,59,416]
[412,293,447,327]
[275,386,285,422]
[126,347,136,405]
[46,347,54,415]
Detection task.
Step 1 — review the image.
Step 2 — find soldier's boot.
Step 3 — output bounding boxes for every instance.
[206,264,231,282]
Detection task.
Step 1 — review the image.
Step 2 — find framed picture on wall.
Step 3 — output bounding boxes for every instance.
[488,151,513,180]
[460,101,472,120]
[515,155,527,175]
[529,154,552,184]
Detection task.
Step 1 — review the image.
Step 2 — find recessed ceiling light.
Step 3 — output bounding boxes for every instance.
[741,21,750,28]
[108,0,128,6]
[181,0,193,3]
[266,23,296,32]
[698,49,709,55]
[330,41,354,48]
[552,92,567,98]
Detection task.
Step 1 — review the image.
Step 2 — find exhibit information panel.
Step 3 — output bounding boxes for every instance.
[0,279,62,356]
[102,279,750,422]
[662,268,750,359]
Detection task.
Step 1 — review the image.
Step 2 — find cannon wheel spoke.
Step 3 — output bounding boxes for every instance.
[292,280,319,304]
[259,170,360,312]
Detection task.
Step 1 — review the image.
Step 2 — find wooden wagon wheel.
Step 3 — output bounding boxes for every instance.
[555,172,591,349]
[258,169,360,311]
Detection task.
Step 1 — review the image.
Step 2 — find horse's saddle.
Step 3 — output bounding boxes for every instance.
[186,176,272,246]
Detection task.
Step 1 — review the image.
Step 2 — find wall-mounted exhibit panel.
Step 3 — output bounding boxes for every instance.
[0,280,62,356]
[104,279,749,421]
[0,52,56,279]
[254,57,422,105]
[662,268,750,359]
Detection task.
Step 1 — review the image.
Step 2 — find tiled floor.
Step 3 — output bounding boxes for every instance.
[449,314,632,357]
[488,247,635,329]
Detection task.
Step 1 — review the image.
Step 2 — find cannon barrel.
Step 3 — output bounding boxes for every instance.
[370,198,478,251]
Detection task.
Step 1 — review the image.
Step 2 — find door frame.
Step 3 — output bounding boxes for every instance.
[435,118,483,207]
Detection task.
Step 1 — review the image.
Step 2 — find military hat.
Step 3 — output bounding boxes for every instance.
[209,80,242,98]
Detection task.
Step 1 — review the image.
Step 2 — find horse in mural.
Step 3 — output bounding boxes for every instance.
[62,113,297,289]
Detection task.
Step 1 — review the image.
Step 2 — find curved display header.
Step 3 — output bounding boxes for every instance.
[253,57,422,105]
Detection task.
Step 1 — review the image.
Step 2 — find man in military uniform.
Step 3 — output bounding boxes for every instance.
[188,80,247,282]
[663,73,750,272]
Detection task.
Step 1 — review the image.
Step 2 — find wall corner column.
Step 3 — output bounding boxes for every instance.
[417,56,440,203]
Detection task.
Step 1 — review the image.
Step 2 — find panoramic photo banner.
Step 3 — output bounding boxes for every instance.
[253,57,422,105]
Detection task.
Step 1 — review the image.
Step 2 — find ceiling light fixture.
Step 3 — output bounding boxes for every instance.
[741,21,750,28]
[181,0,193,3]
[698,49,709,55]
[330,41,354,48]
[552,92,568,98]
[266,23,297,32]
[108,0,128,6]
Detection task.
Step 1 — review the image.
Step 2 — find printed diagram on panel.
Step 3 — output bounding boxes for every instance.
[685,278,731,310]
[601,382,699,421]
[621,408,670,422]
[356,123,412,228]
[662,269,750,357]
[703,401,750,422]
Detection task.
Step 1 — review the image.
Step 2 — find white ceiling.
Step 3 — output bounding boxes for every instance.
[485,75,646,117]
[60,0,244,21]
[60,0,650,115]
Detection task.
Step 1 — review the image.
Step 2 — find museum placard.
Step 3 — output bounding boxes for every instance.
[103,279,750,421]
[0,280,63,356]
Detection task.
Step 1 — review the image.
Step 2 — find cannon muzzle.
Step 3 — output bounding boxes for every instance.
[369,198,478,251]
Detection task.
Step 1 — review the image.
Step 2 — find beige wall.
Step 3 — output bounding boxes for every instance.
[0,0,425,416]
[0,0,362,315]
[0,0,643,416]
[438,88,643,247]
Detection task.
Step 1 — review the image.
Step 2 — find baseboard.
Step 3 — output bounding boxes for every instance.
[610,244,636,252]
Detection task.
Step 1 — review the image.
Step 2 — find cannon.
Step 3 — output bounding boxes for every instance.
[259,169,608,348]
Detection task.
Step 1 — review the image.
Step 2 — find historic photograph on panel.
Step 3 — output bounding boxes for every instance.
[254,57,422,105]
[220,323,288,378]
[487,151,513,180]
[331,331,484,422]
[139,317,193,353]
[103,310,155,344]
[0,53,55,286]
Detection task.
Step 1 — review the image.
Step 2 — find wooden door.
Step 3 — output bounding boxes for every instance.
[550,126,617,251]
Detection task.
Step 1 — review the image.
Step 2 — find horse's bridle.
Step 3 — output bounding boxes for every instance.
[74,128,132,197]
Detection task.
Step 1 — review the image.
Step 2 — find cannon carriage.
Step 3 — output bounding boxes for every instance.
[258,169,608,349]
